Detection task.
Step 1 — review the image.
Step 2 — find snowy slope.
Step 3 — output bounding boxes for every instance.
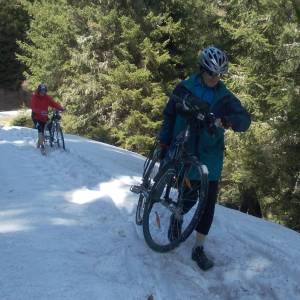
[0,126,300,300]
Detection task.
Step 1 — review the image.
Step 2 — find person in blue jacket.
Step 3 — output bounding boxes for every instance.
[158,46,251,271]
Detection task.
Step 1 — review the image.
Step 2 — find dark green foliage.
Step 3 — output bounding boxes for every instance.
[18,0,78,92]
[217,0,300,230]
[0,0,29,89]
[18,0,218,153]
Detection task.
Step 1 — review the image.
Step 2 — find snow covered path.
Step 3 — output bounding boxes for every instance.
[0,126,300,300]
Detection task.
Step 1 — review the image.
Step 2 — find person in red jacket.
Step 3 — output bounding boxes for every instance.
[30,83,64,149]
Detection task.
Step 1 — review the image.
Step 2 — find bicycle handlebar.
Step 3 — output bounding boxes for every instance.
[49,109,62,121]
[172,93,227,133]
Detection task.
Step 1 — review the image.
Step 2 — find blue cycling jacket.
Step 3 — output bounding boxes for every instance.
[159,74,251,181]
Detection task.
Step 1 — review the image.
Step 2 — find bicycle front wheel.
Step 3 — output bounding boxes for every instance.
[56,126,65,150]
[142,158,208,253]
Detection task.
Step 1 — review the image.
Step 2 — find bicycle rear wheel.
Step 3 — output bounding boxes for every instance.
[142,158,208,253]
[135,156,160,225]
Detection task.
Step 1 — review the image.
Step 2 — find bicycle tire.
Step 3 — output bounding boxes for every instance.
[136,193,146,225]
[142,158,208,253]
[49,124,57,148]
[43,122,52,147]
[135,157,159,225]
[56,125,65,150]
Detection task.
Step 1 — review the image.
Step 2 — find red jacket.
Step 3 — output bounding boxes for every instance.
[30,92,63,122]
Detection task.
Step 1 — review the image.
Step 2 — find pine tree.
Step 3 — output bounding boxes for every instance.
[0,0,29,89]
[18,0,77,92]
[217,0,300,230]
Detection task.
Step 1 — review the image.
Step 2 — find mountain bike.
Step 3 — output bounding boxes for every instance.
[44,110,65,150]
[131,95,215,253]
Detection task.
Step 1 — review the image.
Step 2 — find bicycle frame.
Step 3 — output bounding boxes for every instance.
[156,107,211,218]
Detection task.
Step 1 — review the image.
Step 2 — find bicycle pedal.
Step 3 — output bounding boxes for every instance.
[130,185,142,194]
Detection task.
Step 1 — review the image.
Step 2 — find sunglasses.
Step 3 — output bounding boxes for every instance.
[202,67,222,78]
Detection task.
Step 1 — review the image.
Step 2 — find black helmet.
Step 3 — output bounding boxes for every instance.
[198,46,228,75]
[37,83,47,93]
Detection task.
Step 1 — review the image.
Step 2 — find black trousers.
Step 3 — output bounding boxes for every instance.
[32,115,46,133]
[181,180,219,235]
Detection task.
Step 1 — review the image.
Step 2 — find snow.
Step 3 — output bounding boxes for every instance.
[0,111,20,117]
[0,125,300,300]
[0,110,20,124]
[0,110,30,126]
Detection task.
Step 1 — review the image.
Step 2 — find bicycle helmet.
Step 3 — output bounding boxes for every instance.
[198,46,228,75]
[37,83,47,93]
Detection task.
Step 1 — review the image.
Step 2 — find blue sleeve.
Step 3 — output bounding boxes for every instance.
[214,94,251,132]
[159,83,188,144]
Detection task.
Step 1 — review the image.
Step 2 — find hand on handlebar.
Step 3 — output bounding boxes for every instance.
[173,93,232,131]
[206,114,232,134]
